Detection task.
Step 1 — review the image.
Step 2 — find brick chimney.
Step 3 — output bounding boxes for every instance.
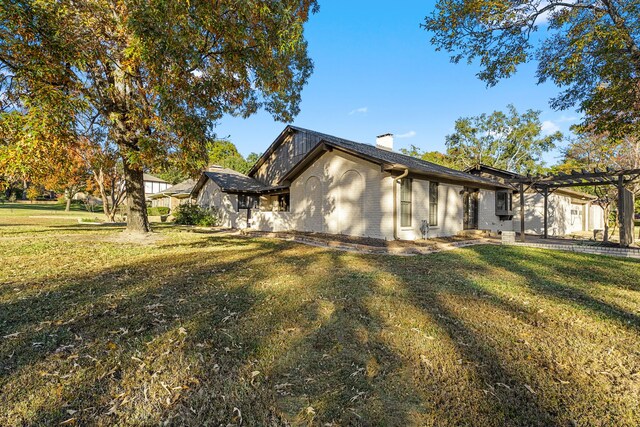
[376,133,394,151]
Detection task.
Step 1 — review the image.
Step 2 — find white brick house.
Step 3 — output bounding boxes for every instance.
[192,126,516,239]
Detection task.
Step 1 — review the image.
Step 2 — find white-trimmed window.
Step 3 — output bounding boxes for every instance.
[400,178,412,227]
[429,182,439,226]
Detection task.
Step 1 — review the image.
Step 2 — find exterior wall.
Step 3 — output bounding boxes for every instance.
[152,195,189,211]
[253,131,321,185]
[396,178,430,240]
[195,179,248,229]
[513,192,567,235]
[287,150,504,240]
[409,182,466,239]
[477,189,514,234]
[589,204,605,230]
[151,197,170,208]
[567,202,586,234]
[251,212,292,232]
[289,150,395,239]
[513,192,603,236]
[433,183,465,238]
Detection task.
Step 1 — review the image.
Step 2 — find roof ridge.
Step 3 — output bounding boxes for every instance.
[291,126,469,175]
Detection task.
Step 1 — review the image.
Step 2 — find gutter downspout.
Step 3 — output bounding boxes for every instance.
[393,169,409,240]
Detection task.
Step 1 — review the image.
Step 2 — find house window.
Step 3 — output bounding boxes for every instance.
[237,194,260,211]
[278,194,290,212]
[495,190,513,216]
[429,182,438,226]
[400,178,412,227]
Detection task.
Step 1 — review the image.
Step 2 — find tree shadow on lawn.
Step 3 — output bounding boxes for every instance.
[0,224,120,237]
[365,250,566,426]
[0,241,285,425]
[389,246,640,425]
[2,237,412,425]
[469,246,640,330]
[3,237,639,426]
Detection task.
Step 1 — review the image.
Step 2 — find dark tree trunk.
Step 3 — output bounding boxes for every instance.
[122,156,150,233]
[603,205,610,243]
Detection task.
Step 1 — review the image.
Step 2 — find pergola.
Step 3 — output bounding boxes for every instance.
[505,168,640,247]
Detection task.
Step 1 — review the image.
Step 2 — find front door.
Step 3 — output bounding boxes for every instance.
[463,189,479,230]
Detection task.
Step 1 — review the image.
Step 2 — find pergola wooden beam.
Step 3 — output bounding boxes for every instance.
[505,167,639,247]
[506,168,640,186]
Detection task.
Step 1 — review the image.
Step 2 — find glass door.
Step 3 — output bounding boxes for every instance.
[463,189,479,230]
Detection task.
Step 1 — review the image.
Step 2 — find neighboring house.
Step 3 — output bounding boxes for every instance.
[192,126,514,239]
[149,179,195,211]
[144,173,171,197]
[467,164,605,236]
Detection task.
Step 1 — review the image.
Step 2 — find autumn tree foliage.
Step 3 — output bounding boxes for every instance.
[399,145,459,169]
[424,0,640,138]
[0,107,87,209]
[76,137,126,222]
[1,0,317,232]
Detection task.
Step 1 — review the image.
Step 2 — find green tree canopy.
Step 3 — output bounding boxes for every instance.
[424,0,640,138]
[206,140,249,173]
[445,105,561,173]
[399,145,458,169]
[0,0,317,232]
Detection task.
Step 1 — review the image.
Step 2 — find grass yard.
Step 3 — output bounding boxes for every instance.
[1,204,639,426]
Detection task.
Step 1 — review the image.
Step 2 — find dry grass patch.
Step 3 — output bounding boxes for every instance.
[1,204,639,426]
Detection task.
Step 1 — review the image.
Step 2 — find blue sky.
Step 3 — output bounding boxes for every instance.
[216,1,579,166]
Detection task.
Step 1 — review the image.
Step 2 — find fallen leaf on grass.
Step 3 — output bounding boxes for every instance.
[2,332,20,339]
[231,407,242,425]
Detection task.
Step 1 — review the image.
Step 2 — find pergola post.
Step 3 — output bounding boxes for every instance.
[618,175,635,247]
[506,167,640,246]
[543,186,549,239]
[519,182,525,242]
[618,175,625,246]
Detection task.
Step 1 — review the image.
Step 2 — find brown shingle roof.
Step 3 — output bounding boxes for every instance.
[283,126,510,188]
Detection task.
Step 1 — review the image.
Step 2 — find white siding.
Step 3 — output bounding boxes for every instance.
[397,178,430,240]
[433,183,465,238]
[477,189,514,233]
[567,203,585,234]
[513,192,602,236]
[195,179,249,229]
[589,204,605,230]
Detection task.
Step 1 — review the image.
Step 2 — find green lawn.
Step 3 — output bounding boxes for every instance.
[1,204,639,426]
